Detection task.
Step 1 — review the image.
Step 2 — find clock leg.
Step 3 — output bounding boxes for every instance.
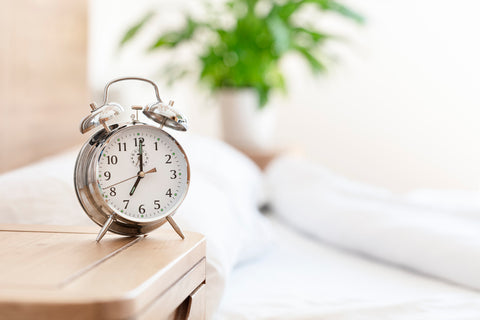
[96,214,115,242]
[166,216,185,240]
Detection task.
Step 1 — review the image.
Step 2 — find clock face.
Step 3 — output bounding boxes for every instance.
[96,125,189,222]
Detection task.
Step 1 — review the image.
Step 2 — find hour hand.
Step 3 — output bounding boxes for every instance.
[129,176,141,196]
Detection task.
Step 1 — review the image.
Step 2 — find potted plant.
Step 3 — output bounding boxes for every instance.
[120,0,363,152]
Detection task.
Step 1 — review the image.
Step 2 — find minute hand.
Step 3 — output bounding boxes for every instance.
[138,143,144,172]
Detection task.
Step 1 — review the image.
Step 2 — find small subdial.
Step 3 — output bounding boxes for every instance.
[130,148,149,167]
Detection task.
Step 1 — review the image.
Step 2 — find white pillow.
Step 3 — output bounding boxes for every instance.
[0,149,90,225]
[0,134,272,318]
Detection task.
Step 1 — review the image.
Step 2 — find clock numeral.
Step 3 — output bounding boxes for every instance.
[154,200,160,210]
[104,171,111,180]
[107,155,118,165]
[134,137,145,147]
[165,154,172,164]
[170,170,177,179]
[123,200,129,209]
[109,187,116,196]
[166,189,172,197]
[118,142,126,152]
[155,142,158,151]
[138,204,145,214]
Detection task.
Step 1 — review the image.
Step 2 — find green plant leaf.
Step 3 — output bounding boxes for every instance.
[293,45,326,73]
[293,27,330,42]
[119,11,154,47]
[309,0,365,23]
[266,15,291,55]
[149,17,202,50]
[327,1,365,23]
[256,86,270,108]
[272,1,303,21]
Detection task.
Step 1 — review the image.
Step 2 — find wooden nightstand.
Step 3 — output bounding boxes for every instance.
[0,224,206,320]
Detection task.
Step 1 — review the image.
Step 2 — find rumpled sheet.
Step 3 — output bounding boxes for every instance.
[218,216,480,320]
[266,155,480,292]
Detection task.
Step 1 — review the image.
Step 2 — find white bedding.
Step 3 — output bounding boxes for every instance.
[0,135,272,318]
[266,155,480,292]
[218,216,480,320]
[3,138,480,319]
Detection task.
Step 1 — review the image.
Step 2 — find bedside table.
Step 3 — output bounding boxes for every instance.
[0,224,206,320]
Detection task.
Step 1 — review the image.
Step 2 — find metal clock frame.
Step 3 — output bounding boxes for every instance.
[74,77,190,242]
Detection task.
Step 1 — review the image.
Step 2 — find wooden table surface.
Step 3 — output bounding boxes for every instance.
[0,224,206,320]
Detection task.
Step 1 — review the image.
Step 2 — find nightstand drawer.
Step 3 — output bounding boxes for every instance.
[185,283,206,320]
[138,259,206,320]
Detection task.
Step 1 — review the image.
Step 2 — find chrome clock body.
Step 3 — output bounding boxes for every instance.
[73,77,190,242]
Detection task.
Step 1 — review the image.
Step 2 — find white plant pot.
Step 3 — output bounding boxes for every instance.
[217,89,276,152]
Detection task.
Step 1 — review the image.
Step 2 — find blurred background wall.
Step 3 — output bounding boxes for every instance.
[0,0,87,172]
[89,0,480,192]
[1,1,476,192]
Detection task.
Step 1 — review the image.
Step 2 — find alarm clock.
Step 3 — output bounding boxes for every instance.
[74,77,190,242]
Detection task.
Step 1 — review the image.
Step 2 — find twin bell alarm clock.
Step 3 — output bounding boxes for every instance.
[74,77,190,242]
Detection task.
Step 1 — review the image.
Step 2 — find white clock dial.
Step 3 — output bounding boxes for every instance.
[96,125,189,222]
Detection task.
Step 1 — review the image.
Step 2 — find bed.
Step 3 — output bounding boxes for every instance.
[1,135,480,319]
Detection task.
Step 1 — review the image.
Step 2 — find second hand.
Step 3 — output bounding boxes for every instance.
[104,167,157,189]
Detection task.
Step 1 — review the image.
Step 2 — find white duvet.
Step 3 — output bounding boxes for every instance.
[266,155,480,293]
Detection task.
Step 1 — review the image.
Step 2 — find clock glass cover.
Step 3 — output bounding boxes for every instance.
[96,125,189,222]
